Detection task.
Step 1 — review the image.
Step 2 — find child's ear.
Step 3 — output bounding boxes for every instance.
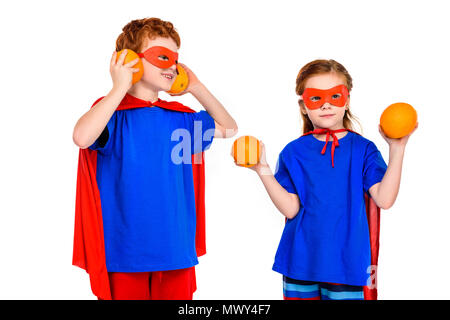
[299,103,308,115]
[298,96,307,115]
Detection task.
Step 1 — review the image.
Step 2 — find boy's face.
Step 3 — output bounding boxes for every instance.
[139,36,179,92]
[300,73,350,131]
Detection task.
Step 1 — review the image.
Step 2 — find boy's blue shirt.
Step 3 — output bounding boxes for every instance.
[89,95,215,272]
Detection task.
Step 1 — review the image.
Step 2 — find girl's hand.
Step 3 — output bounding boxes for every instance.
[110,50,140,92]
[230,141,272,176]
[168,63,201,96]
[379,122,419,149]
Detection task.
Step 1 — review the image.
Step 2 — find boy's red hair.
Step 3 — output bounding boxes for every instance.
[115,17,181,53]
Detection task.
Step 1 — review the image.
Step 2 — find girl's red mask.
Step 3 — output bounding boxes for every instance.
[302,85,349,110]
[138,46,179,69]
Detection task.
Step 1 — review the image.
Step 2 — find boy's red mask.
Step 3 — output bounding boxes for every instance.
[138,46,179,69]
[302,85,349,110]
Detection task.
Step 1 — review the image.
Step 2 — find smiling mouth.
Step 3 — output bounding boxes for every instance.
[162,73,174,80]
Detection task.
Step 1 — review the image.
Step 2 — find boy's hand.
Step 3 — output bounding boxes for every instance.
[230,141,272,176]
[168,63,201,96]
[379,122,418,150]
[110,50,140,92]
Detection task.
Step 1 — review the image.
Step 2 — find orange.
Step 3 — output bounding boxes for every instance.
[167,64,189,94]
[380,102,417,138]
[232,136,261,168]
[116,49,144,84]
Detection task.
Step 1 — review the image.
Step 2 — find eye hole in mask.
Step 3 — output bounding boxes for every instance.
[138,46,179,69]
[302,85,349,110]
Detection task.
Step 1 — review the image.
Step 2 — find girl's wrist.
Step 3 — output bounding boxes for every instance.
[256,163,272,176]
[389,143,406,154]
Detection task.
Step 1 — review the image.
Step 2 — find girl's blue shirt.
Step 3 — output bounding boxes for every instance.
[273,131,387,286]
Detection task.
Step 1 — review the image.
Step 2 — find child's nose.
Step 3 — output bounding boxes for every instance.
[169,64,177,73]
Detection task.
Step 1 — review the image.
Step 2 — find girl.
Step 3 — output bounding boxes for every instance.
[237,59,417,300]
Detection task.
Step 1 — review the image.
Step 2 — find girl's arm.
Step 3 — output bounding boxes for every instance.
[234,143,301,219]
[171,64,238,139]
[369,123,418,209]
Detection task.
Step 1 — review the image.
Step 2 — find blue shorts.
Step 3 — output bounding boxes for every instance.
[283,276,364,300]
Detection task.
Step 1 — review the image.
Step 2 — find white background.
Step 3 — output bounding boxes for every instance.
[0,0,449,299]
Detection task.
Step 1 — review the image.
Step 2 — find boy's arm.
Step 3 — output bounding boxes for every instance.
[178,64,238,139]
[72,50,139,149]
[73,87,127,149]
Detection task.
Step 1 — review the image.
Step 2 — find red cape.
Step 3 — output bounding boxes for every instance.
[72,94,207,300]
[363,193,380,300]
[301,129,381,300]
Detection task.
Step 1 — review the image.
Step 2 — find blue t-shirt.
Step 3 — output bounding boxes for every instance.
[89,104,215,272]
[273,131,387,286]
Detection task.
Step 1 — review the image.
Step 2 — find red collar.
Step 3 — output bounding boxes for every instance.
[116,93,194,113]
[302,128,355,167]
[115,93,161,111]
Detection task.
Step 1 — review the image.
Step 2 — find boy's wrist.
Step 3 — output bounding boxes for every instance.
[188,81,206,97]
[110,84,129,96]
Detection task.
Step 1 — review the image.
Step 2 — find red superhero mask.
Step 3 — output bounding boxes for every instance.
[302,85,349,110]
[138,46,179,69]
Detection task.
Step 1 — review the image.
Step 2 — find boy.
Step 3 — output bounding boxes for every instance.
[72,17,237,300]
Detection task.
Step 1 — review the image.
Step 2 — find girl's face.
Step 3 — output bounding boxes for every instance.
[300,72,349,130]
[138,36,179,92]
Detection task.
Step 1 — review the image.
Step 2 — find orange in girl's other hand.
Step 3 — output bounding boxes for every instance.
[380,102,418,138]
[167,64,189,94]
[232,136,261,167]
[116,49,144,84]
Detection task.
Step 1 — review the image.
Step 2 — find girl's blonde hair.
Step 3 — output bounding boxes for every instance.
[295,59,362,134]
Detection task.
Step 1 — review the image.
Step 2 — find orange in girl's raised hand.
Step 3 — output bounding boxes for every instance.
[380,102,418,138]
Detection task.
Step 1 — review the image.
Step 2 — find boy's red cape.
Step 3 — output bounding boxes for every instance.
[72,94,207,300]
[302,128,381,300]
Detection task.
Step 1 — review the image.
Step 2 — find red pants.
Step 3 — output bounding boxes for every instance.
[107,267,196,300]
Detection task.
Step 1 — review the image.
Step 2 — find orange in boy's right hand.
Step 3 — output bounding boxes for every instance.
[116,49,144,84]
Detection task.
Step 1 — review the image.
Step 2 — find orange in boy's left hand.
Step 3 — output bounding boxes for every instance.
[116,49,144,84]
[167,64,189,94]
